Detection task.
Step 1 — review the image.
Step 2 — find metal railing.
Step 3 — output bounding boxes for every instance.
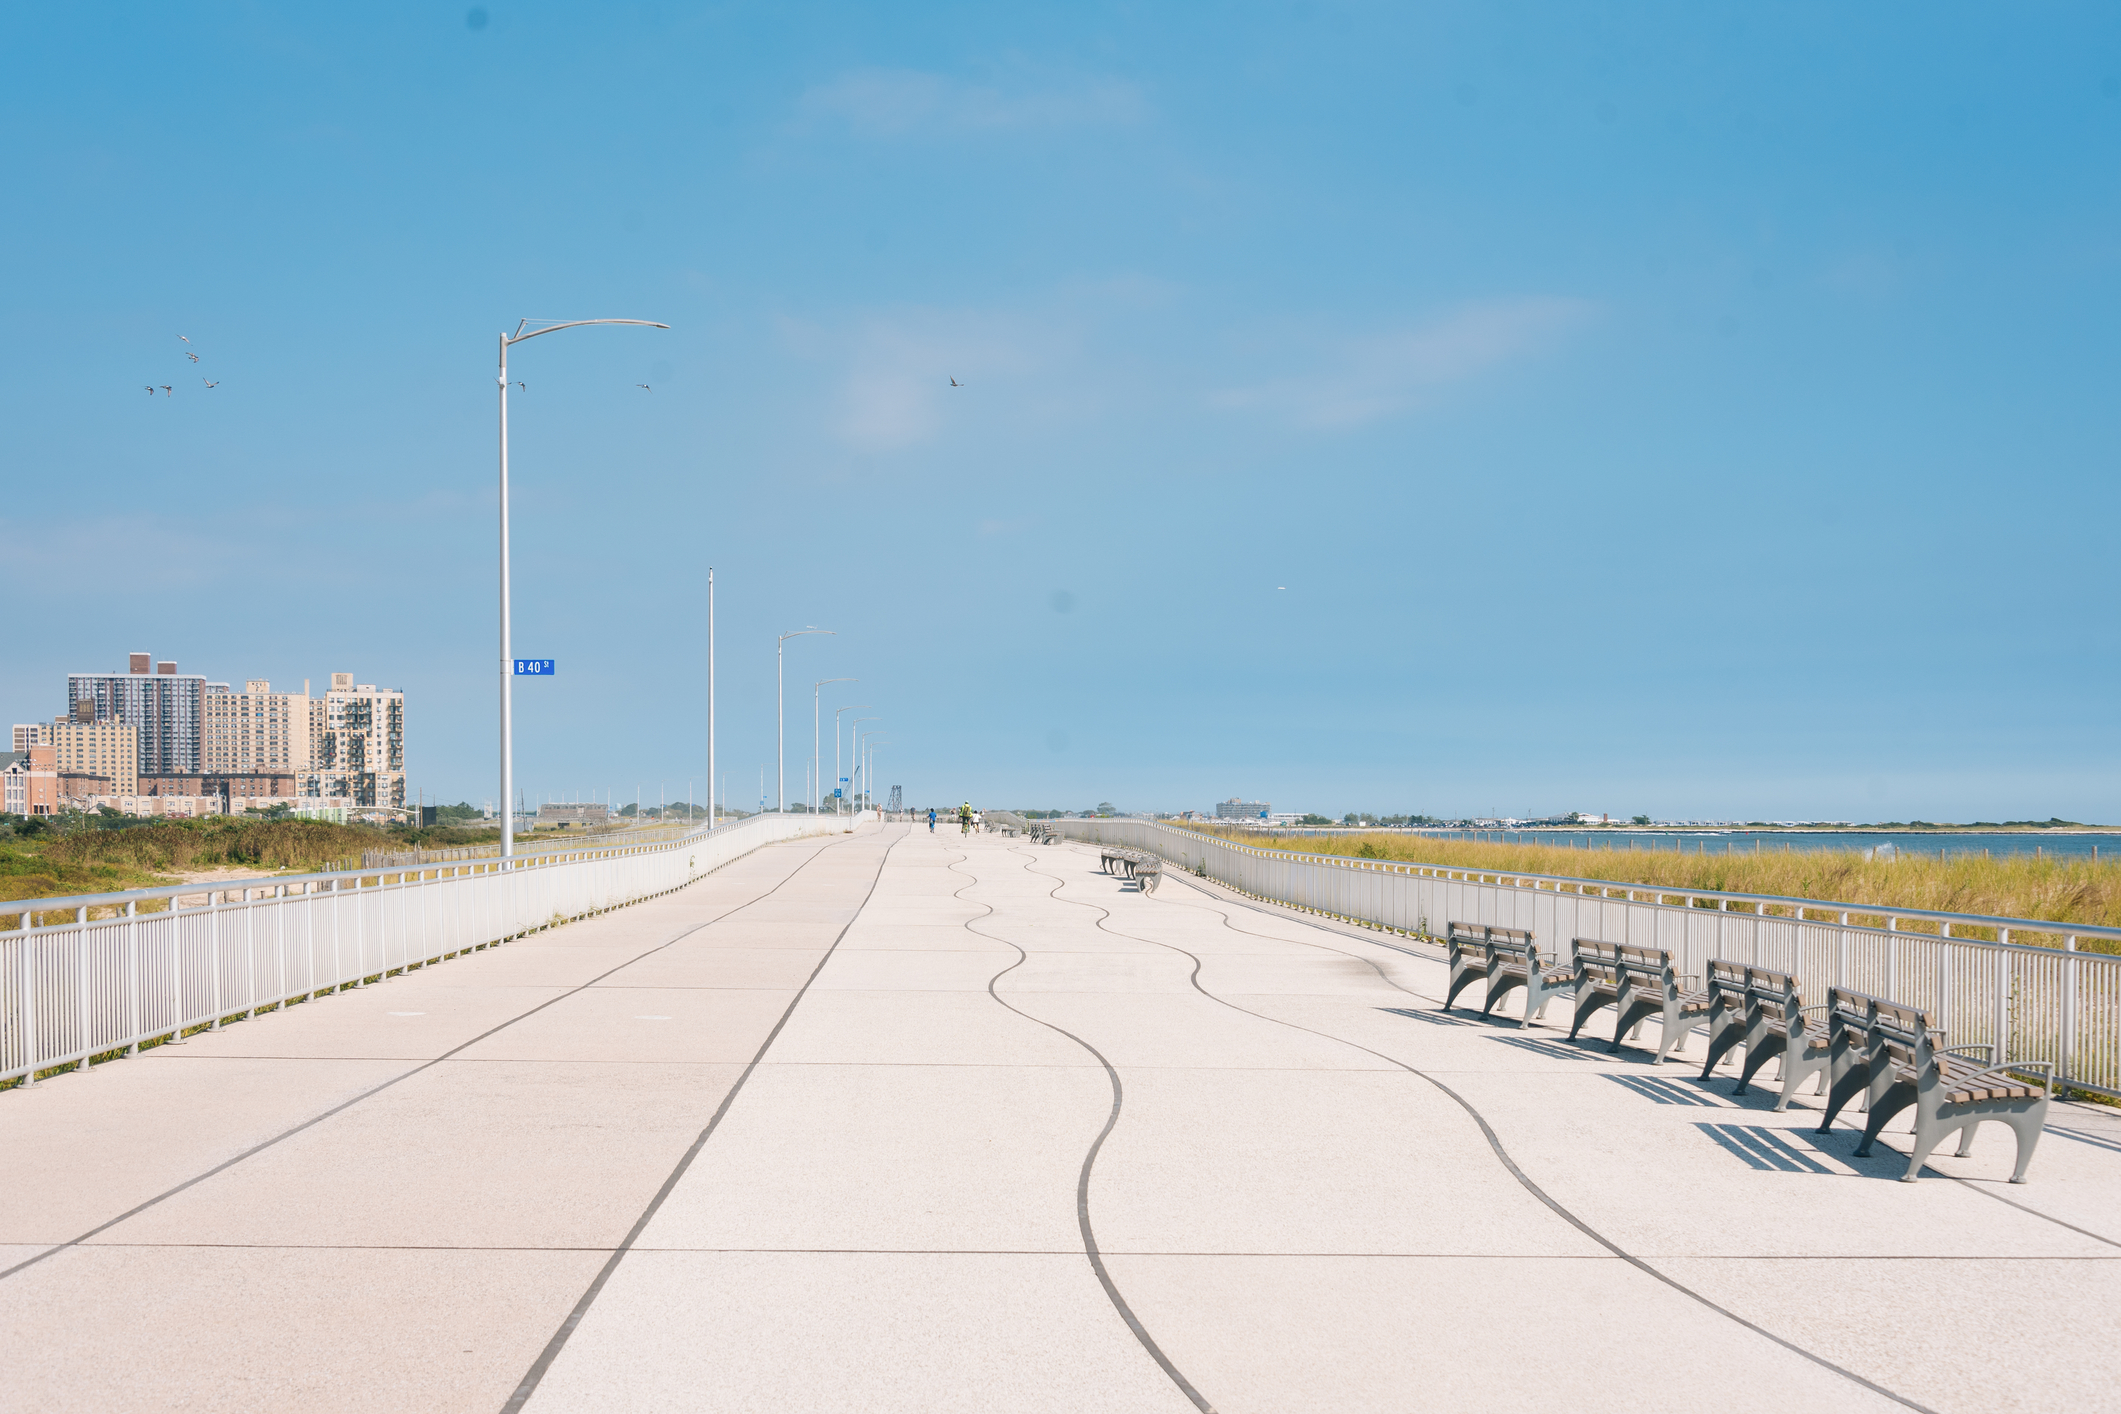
[359,815,726,869]
[1048,818,2121,1099]
[1,811,844,1087]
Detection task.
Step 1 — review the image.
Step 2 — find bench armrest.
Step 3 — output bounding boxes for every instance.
[1955,1060,2054,1096]
[1943,1043,1995,1064]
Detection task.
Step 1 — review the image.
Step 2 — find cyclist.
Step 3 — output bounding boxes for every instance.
[959,802,973,835]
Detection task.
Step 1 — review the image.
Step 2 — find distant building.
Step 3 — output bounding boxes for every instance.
[68,652,207,777]
[1215,797,1272,820]
[11,722,52,753]
[2,744,58,816]
[203,679,312,777]
[538,803,609,826]
[49,720,138,797]
[301,673,406,811]
[138,772,298,799]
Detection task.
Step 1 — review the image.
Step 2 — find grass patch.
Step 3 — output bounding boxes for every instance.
[1183,826,2121,952]
[0,816,503,904]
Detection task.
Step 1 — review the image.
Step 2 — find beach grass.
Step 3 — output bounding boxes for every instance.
[1183,826,2121,952]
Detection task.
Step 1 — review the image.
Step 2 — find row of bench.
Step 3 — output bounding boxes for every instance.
[1098,847,1163,893]
[1441,922,2054,1183]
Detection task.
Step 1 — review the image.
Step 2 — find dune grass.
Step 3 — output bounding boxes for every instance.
[1184,826,2121,952]
[0,816,501,907]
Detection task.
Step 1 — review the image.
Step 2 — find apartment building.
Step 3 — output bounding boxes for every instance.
[301,673,406,810]
[203,679,312,776]
[49,719,138,796]
[11,722,52,753]
[68,652,206,776]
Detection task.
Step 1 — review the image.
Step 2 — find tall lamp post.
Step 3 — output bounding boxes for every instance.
[849,717,879,811]
[857,729,885,814]
[813,678,855,814]
[834,704,871,817]
[866,740,892,818]
[497,316,667,858]
[776,628,833,811]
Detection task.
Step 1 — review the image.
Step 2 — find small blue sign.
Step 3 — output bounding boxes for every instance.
[513,659,555,676]
[833,788,843,798]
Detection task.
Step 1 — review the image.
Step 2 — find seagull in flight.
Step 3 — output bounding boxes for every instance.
[514,381,526,392]
[202,378,219,388]
[949,377,962,387]
[177,335,191,345]
[185,352,199,363]
[636,384,650,391]
[159,385,173,396]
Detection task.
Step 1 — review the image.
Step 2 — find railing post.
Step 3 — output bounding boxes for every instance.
[125,899,140,1056]
[242,888,257,1020]
[76,905,90,1073]
[20,911,36,1086]
[208,891,223,1029]
[2063,937,2078,1090]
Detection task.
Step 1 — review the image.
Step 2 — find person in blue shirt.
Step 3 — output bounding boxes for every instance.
[927,807,937,833]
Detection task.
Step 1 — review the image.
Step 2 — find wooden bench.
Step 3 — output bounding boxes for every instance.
[1441,922,1534,1013]
[1697,961,1831,1110]
[1479,932,1575,1029]
[1815,988,2054,1183]
[1566,940,1710,1064]
[1028,823,1060,845]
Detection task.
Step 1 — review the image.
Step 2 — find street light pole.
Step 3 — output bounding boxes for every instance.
[813,678,855,815]
[708,567,715,827]
[776,629,833,813]
[498,316,667,859]
[849,717,879,810]
[834,704,871,818]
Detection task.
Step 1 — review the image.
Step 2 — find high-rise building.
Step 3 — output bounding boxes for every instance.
[11,722,52,753]
[49,719,138,796]
[68,652,206,777]
[301,672,405,810]
[203,679,312,777]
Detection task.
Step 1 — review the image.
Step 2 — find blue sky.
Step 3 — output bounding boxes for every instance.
[3,3,2118,821]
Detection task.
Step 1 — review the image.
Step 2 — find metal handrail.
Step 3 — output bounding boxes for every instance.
[1171,823,2118,946]
[0,814,745,924]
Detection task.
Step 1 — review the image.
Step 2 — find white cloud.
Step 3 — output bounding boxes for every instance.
[798,68,1148,139]
[1211,297,1596,429]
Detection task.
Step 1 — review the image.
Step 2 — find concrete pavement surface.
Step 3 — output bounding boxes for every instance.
[3,822,2117,1413]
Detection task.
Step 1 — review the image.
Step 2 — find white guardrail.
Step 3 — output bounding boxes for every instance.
[1040,818,2121,1099]
[1,811,844,1087]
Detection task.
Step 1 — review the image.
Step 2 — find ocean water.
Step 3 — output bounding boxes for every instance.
[1263,828,2115,863]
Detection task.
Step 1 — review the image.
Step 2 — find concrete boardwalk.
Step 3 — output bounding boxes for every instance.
[4,824,2118,1412]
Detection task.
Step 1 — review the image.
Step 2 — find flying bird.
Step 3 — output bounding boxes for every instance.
[636,384,651,391]
[143,386,155,395]
[202,378,219,388]
[159,385,173,396]
[949,377,962,387]
[1277,586,1287,590]
[177,335,191,345]
[185,352,199,363]
[514,381,526,392]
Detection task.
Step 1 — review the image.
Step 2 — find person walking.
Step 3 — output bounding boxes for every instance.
[959,802,973,836]
[927,807,937,833]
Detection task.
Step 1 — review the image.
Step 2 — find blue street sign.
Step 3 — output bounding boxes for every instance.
[513,659,555,676]
[833,788,843,798]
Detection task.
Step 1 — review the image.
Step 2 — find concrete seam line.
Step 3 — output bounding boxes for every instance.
[951,845,1217,1414]
[0,831,846,1287]
[1029,859,1937,1414]
[500,825,902,1414]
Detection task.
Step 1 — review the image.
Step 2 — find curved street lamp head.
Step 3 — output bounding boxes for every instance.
[781,628,835,644]
[815,677,856,689]
[507,318,671,345]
